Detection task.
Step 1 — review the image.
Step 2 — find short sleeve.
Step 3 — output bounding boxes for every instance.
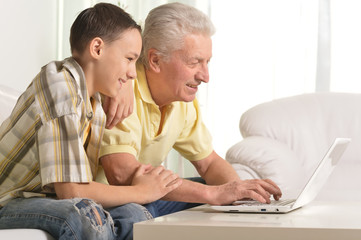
[173,99,213,161]
[100,112,142,158]
[38,113,93,191]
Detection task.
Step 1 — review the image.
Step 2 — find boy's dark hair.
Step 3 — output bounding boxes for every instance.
[70,3,141,54]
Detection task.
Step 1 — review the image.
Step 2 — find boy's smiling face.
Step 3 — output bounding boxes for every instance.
[93,28,142,98]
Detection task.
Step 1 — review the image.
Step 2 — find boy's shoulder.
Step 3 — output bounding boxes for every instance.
[35,58,87,120]
[39,58,83,90]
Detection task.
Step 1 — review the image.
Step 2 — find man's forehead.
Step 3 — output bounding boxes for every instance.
[179,35,212,58]
[175,48,212,61]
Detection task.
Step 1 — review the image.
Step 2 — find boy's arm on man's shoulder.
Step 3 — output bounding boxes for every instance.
[102,80,134,129]
[100,152,140,185]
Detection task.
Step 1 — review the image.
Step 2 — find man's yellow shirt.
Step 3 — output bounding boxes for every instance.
[99,64,213,179]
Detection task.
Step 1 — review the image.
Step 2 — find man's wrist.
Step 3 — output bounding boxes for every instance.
[202,184,219,204]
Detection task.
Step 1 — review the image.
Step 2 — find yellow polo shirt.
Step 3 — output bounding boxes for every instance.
[100,64,213,166]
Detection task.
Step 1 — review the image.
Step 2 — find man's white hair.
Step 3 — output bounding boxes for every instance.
[141,2,216,68]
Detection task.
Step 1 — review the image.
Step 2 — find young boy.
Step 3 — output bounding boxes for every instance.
[0,3,181,240]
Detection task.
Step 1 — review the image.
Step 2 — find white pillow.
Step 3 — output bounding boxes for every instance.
[226,136,304,197]
[231,163,261,180]
[0,84,20,123]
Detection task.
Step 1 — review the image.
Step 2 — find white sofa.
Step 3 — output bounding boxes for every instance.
[226,92,361,200]
[0,85,54,240]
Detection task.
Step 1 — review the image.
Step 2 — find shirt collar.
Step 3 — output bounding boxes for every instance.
[63,57,100,119]
[136,63,158,105]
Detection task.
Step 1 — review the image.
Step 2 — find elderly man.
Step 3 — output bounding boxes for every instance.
[100,2,282,217]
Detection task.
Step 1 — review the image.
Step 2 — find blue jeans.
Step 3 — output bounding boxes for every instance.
[0,178,205,239]
[143,177,205,218]
[0,197,152,240]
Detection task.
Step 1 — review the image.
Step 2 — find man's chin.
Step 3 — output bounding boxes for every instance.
[182,95,196,102]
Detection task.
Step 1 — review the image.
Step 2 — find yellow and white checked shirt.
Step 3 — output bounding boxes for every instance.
[0,58,106,207]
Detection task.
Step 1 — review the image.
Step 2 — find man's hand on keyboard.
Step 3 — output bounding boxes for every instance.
[209,179,282,205]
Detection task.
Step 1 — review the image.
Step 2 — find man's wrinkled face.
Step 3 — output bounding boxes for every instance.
[159,34,212,103]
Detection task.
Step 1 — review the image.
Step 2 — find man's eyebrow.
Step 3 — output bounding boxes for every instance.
[188,56,202,61]
[191,56,212,62]
[130,52,139,58]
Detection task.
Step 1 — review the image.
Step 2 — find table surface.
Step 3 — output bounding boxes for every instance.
[134,201,361,240]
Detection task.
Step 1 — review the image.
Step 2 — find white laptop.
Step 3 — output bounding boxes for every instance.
[211,138,351,213]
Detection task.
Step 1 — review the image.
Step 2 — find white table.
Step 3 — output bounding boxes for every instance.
[134,201,361,240]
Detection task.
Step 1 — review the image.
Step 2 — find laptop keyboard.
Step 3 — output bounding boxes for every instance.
[233,199,295,206]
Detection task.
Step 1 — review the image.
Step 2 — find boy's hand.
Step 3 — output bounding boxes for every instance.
[103,80,134,129]
[131,165,183,204]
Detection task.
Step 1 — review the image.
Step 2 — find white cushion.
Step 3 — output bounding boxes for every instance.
[0,84,21,123]
[0,229,54,240]
[239,93,361,173]
[229,92,361,200]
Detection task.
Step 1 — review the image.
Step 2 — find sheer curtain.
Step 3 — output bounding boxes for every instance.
[58,0,210,59]
[330,0,361,93]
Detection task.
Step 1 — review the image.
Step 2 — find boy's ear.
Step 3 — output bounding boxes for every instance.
[148,49,161,73]
[89,37,104,59]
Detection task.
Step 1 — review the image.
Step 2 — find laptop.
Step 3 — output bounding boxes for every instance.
[211,138,351,213]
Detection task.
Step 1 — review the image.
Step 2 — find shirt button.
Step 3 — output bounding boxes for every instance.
[87,112,93,120]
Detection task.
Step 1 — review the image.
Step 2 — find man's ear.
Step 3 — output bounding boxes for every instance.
[89,37,104,59]
[148,49,161,73]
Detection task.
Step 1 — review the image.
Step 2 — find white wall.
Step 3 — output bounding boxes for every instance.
[0,0,58,92]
